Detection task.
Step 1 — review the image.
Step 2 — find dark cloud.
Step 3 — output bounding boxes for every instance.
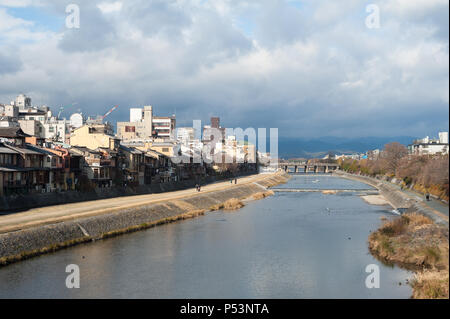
[57,2,117,52]
[0,0,448,139]
[0,53,22,75]
[123,0,192,39]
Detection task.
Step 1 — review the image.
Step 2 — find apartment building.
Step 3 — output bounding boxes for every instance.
[117,106,176,142]
[408,132,449,155]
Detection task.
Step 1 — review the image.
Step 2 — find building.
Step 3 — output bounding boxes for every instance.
[117,106,176,142]
[0,104,19,118]
[70,124,120,151]
[152,116,176,140]
[202,117,226,159]
[439,132,449,144]
[118,145,145,186]
[177,127,196,143]
[18,119,44,138]
[43,118,70,143]
[366,149,380,160]
[408,132,449,155]
[0,127,29,147]
[13,94,32,109]
[70,146,114,188]
[0,115,20,128]
[2,94,72,144]
[203,117,225,144]
[0,127,50,196]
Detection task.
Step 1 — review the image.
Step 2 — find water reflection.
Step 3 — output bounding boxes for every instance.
[0,175,412,298]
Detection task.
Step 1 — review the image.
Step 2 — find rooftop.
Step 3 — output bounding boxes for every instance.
[0,127,30,138]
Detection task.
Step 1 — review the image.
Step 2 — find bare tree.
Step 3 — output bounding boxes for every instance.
[381,142,408,175]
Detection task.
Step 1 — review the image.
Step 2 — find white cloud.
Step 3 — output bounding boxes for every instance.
[97,1,122,14]
[0,8,33,31]
[0,0,448,138]
[0,0,37,7]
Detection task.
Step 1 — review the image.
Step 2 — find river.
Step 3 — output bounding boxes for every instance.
[0,174,413,298]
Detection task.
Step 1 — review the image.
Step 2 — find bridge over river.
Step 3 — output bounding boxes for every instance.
[279,162,339,173]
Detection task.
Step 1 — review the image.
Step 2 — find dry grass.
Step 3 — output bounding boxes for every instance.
[209,203,224,211]
[411,270,449,299]
[210,199,245,211]
[368,213,449,299]
[252,190,275,200]
[210,190,274,211]
[223,198,245,210]
[322,190,337,195]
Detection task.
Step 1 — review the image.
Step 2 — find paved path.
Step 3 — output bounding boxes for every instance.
[336,171,449,223]
[384,181,449,217]
[0,174,274,234]
[271,188,377,193]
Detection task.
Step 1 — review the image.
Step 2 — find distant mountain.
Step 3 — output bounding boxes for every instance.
[277,136,416,159]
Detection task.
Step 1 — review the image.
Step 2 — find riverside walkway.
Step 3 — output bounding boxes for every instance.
[0,173,276,235]
[334,171,449,224]
[271,188,378,194]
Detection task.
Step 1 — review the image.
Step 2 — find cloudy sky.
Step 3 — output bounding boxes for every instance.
[0,0,448,139]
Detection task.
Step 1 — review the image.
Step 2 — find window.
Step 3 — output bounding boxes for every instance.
[125,126,135,133]
[162,148,169,152]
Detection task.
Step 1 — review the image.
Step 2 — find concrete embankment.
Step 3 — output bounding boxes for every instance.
[0,172,289,266]
[334,171,448,225]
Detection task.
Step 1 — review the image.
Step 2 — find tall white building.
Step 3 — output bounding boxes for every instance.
[117,106,176,142]
[439,132,449,144]
[13,94,32,109]
[408,132,449,155]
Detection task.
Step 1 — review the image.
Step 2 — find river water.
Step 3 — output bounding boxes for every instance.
[0,174,413,298]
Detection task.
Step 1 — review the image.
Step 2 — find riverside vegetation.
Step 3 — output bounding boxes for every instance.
[369,213,449,299]
[339,142,449,202]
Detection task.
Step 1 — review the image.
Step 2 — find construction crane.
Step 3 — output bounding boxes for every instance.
[102,105,119,120]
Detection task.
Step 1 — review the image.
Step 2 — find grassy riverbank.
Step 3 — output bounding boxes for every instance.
[368,213,449,299]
